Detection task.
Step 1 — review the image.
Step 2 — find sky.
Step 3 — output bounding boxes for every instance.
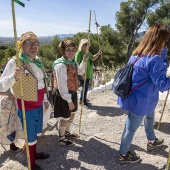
[0,0,127,37]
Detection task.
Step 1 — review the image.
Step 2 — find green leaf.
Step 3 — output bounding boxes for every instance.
[13,0,25,7]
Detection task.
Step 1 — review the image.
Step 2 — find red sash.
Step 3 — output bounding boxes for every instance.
[17,88,44,110]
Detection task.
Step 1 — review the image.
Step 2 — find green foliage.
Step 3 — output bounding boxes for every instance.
[147,2,170,26]
[0,46,16,67]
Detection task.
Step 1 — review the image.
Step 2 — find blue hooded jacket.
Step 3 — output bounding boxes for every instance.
[118,47,170,116]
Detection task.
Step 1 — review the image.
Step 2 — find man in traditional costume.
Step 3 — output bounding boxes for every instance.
[0,31,49,170]
[52,39,88,146]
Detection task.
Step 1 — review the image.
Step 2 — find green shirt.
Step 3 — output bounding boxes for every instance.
[75,50,93,79]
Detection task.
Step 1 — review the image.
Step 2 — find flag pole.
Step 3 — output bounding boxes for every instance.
[94,10,106,91]
[11,1,31,170]
[78,10,92,136]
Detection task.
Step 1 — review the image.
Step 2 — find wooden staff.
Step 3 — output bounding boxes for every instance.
[165,148,170,170]
[11,1,31,170]
[157,90,169,130]
[78,10,92,136]
[94,10,106,91]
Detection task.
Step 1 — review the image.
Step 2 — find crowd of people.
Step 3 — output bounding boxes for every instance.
[0,24,169,169]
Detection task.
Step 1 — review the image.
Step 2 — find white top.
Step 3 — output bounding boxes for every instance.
[0,56,47,102]
[54,60,86,103]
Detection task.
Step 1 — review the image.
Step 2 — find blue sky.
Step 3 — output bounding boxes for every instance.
[0,0,127,37]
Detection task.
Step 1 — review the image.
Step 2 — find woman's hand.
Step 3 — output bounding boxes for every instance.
[43,102,49,111]
[68,102,75,110]
[82,74,85,80]
[97,49,102,56]
[7,93,15,100]
[83,53,89,62]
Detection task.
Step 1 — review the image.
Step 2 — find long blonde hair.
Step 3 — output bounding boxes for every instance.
[132,25,169,56]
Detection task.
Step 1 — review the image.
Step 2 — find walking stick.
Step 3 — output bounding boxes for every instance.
[157,90,169,130]
[11,1,31,169]
[165,148,170,170]
[94,10,106,91]
[78,10,92,136]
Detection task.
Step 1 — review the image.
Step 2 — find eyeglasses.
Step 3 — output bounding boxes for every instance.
[65,48,76,52]
[24,41,40,46]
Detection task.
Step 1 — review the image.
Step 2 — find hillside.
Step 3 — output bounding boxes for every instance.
[0,34,74,45]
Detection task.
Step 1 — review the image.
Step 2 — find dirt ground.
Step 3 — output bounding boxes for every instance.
[0,90,170,170]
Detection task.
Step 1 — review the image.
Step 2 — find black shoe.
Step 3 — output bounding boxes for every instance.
[35,152,50,160]
[65,131,79,139]
[147,138,164,151]
[119,151,140,163]
[32,164,43,170]
[10,143,22,153]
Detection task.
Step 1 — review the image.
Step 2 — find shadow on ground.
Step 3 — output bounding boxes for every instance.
[88,105,127,117]
[35,135,163,170]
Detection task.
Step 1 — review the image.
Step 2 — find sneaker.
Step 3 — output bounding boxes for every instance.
[84,104,89,109]
[147,138,164,151]
[59,138,75,147]
[86,99,90,102]
[10,143,22,153]
[65,131,79,139]
[119,151,140,163]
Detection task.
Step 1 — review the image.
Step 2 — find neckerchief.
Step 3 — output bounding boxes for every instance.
[52,57,78,71]
[19,53,43,70]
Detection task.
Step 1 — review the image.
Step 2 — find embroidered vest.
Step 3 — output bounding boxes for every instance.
[54,64,78,91]
[12,58,38,101]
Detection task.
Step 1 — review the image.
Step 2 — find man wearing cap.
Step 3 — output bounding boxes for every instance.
[0,31,49,170]
[75,38,102,107]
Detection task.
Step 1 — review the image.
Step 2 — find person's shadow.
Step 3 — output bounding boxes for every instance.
[35,134,162,170]
[154,121,170,135]
[0,145,27,169]
[88,105,127,117]
[0,131,168,170]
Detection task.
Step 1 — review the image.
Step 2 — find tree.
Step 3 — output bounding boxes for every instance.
[147,1,170,27]
[116,0,161,61]
[100,25,126,67]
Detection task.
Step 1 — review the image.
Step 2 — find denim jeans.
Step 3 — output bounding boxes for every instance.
[119,111,156,155]
[80,78,90,104]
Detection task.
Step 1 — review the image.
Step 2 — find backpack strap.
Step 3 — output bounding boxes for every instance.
[132,55,143,65]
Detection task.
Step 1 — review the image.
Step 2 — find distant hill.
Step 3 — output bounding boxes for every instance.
[0,34,74,45]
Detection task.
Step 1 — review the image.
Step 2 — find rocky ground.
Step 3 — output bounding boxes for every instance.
[0,90,170,170]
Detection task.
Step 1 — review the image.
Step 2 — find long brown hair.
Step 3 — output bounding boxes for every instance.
[132,25,169,56]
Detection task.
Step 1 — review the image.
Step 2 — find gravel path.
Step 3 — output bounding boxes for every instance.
[0,90,170,170]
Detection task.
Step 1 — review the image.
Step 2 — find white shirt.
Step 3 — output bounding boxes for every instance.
[0,56,47,102]
[54,60,86,103]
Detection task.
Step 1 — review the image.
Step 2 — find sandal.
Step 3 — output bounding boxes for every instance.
[65,131,79,139]
[59,136,75,147]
